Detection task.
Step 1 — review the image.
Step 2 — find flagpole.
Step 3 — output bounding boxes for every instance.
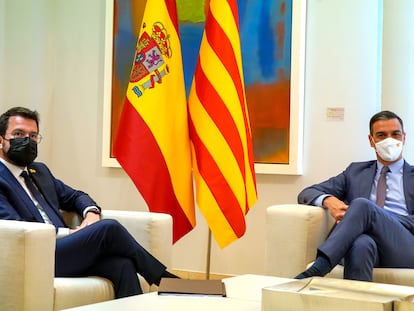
[206,228,212,280]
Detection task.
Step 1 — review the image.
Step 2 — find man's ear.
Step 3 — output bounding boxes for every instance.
[368,135,375,148]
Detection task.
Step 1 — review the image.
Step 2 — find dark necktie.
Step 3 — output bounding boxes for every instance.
[376,166,389,208]
[20,171,65,227]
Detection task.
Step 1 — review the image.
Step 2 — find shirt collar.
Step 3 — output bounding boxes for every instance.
[377,158,404,174]
[0,158,26,179]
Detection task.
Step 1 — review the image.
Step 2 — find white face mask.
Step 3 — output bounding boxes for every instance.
[373,137,403,162]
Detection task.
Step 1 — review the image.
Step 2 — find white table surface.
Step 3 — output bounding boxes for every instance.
[62,274,293,311]
[223,273,292,300]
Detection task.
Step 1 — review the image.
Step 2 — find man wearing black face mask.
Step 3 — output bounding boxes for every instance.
[0,107,178,298]
[3,133,38,166]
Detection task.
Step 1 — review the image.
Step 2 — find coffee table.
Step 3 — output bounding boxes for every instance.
[61,274,292,311]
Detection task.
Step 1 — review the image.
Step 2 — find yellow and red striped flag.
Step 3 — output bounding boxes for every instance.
[188,0,258,248]
[113,0,195,243]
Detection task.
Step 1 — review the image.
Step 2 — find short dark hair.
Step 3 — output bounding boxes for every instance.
[369,110,404,135]
[0,107,40,137]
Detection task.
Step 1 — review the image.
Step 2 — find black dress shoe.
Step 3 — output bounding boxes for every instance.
[155,270,180,286]
[162,270,180,279]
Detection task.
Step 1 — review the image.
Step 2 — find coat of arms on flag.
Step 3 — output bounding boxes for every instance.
[130,22,172,97]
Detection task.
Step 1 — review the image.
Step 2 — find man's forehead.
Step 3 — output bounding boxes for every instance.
[372,119,403,132]
[8,116,37,128]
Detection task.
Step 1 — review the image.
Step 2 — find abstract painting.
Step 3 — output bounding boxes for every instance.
[102,0,306,174]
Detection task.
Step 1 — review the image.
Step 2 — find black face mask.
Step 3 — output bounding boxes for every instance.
[5,137,38,167]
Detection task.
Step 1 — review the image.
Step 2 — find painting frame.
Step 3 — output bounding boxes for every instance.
[102,0,307,175]
[253,0,307,175]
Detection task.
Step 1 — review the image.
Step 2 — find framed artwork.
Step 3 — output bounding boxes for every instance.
[102,0,307,175]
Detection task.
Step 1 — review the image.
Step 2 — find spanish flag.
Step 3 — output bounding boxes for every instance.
[188,0,257,248]
[114,0,195,242]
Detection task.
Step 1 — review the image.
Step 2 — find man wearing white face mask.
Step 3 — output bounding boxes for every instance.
[294,110,414,282]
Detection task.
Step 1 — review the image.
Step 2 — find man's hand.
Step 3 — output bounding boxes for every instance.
[322,196,348,223]
[69,212,101,234]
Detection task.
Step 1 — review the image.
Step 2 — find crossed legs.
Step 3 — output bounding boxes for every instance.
[55,219,169,298]
[295,198,414,280]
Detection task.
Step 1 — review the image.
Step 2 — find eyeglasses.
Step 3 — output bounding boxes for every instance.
[4,130,43,144]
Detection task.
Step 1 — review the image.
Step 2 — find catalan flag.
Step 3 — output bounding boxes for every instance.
[188,0,257,248]
[113,0,195,242]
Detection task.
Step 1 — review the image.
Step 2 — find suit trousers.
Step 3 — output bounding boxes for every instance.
[55,219,166,298]
[319,197,414,281]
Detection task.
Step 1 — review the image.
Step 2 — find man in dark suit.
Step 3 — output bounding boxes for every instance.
[295,110,414,281]
[0,107,177,298]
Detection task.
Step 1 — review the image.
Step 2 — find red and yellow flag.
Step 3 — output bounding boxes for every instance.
[188,0,257,248]
[114,0,195,243]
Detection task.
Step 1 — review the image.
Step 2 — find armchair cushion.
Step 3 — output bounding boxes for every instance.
[265,204,333,278]
[53,277,114,311]
[265,204,414,287]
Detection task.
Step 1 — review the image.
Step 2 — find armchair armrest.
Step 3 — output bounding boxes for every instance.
[265,204,334,278]
[0,220,56,311]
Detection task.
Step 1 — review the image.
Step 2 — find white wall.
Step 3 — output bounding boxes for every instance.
[382,0,414,163]
[1,0,385,276]
[0,0,4,99]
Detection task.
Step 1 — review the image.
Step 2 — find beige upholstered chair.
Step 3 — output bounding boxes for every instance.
[0,210,172,311]
[265,204,414,286]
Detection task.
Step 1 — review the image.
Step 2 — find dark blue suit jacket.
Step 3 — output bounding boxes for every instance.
[298,160,414,215]
[0,161,99,227]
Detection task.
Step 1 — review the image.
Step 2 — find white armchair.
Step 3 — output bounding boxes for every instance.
[265,204,414,286]
[0,210,172,311]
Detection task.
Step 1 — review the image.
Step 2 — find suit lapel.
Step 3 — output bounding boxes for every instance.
[358,161,377,198]
[403,161,414,214]
[0,163,44,222]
